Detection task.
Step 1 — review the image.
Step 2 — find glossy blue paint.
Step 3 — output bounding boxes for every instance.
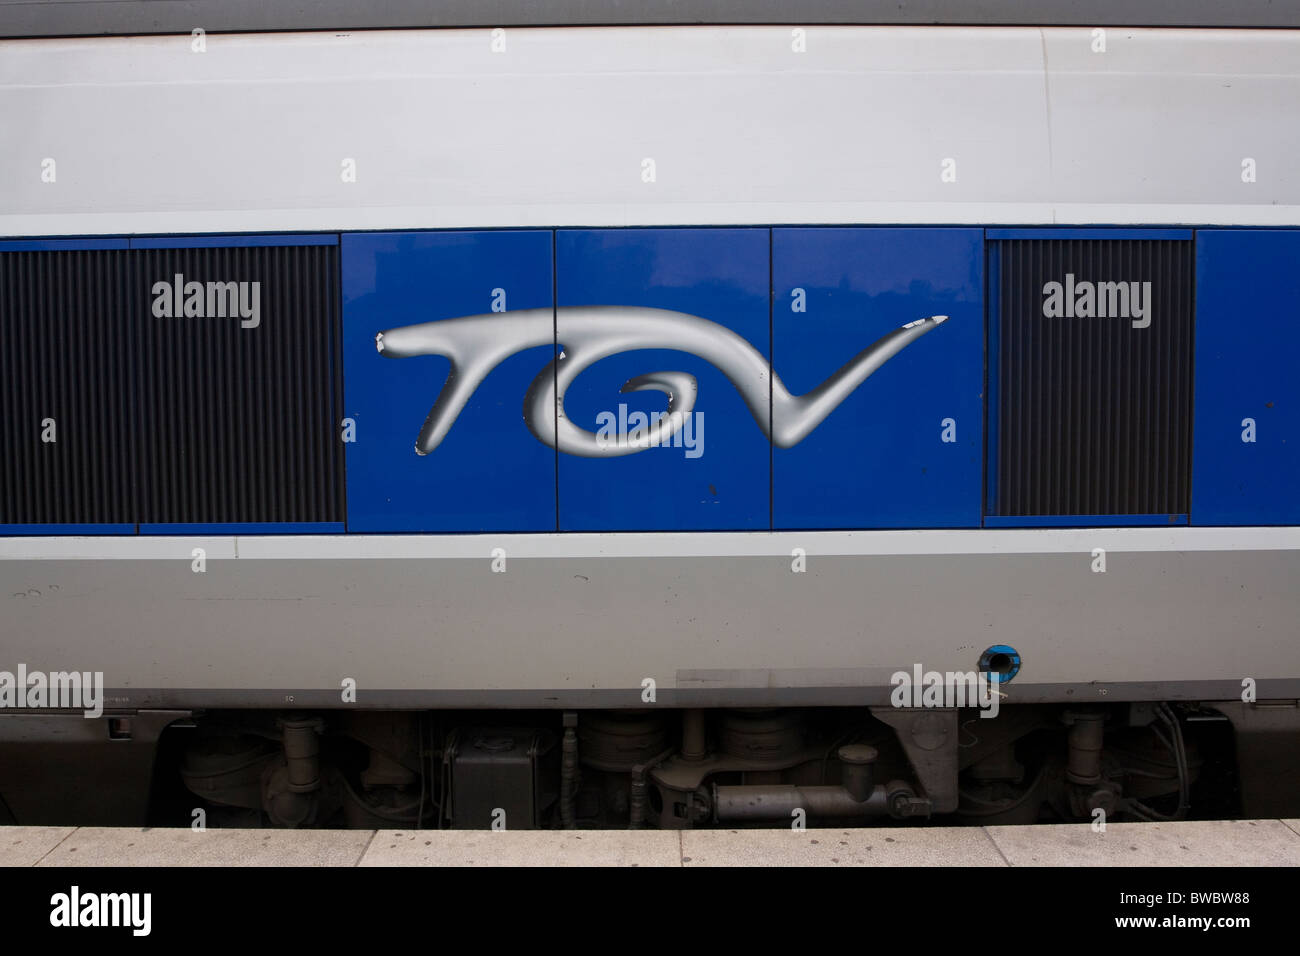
[773,228,984,529]
[556,229,770,531]
[341,231,555,532]
[1193,230,1300,525]
[0,238,128,251]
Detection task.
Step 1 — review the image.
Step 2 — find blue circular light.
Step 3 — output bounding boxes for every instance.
[979,644,1022,684]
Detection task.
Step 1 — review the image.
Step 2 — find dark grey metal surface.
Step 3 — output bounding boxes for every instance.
[2,245,343,526]
[992,238,1195,517]
[0,710,188,825]
[1216,701,1300,818]
[2,0,1299,38]
[132,245,344,524]
[0,248,137,525]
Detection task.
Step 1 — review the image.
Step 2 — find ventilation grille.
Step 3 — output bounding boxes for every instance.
[992,238,1194,516]
[0,244,343,526]
[0,249,137,524]
[134,246,343,524]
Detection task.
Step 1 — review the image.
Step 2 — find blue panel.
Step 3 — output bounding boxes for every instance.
[773,228,984,529]
[556,229,769,531]
[130,234,338,248]
[0,524,135,535]
[985,514,1188,528]
[1193,230,1300,525]
[0,238,128,251]
[139,523,345,535]
[342,231,555,532]
[985,228,1193,241]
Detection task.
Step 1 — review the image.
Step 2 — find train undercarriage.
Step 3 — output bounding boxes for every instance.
[4,701,1297,829]
[109,702,1288,830]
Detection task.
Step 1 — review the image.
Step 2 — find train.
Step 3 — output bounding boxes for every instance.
[1,3,1298,831]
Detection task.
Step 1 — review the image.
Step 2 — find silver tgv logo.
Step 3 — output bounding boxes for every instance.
[376,307,947,458]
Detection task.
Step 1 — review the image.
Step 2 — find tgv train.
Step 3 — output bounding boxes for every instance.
[1,4,1298,830]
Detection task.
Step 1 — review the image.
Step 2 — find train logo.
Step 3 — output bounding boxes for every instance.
[376,306,948,458]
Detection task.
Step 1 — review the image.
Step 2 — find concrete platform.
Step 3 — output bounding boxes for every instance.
[986,818,1300,867]
[4,819,1299,866]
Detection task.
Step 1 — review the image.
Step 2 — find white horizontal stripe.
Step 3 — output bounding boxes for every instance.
[4,203,1300,237]
[1,527,1297,561]
[3,26,1298,234]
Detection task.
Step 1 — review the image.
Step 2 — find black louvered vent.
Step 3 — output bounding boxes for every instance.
[134,245,343,524]
[992,238,1194,516]
[0,249,137,525]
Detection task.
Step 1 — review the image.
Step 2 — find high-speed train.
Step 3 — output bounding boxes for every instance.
[1,1,1297,830]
